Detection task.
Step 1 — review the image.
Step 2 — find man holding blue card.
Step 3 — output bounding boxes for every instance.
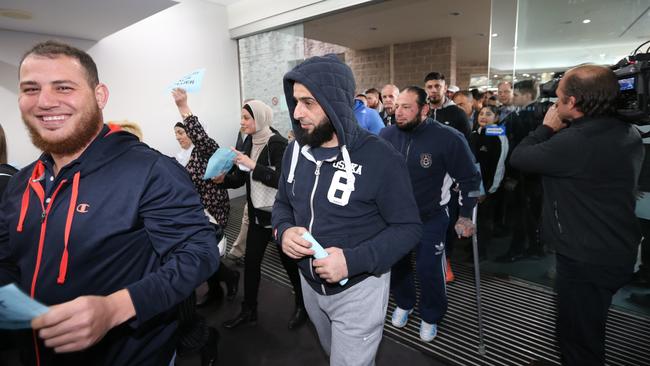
[273,55,422,366]
[0,40,218,365]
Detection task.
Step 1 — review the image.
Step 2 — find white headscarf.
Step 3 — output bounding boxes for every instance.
[175,144,194,167]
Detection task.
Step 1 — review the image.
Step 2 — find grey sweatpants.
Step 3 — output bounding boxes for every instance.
[300,271,390,366]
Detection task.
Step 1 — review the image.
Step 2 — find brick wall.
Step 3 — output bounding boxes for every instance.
[393,37,456,89]
[343,37,458,93]
[344,46,391,94]
[240,29,462,134]
[457,62,489,90]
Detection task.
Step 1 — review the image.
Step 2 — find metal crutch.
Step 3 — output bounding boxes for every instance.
[470,204,487,355]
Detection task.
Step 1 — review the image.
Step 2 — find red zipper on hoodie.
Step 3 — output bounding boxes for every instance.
[17,161,80,366]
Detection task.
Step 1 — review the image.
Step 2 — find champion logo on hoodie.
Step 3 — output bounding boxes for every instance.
[76,203,90,213]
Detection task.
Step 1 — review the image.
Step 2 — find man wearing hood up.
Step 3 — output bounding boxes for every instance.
[273,54,422,365]
[0,41,217,365]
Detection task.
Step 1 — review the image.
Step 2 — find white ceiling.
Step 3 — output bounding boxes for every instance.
[0,0,178,41]
[304,0,492,65]
[304,0,650,73]
[1,0,648,73]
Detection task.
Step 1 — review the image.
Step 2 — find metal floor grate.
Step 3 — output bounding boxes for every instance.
[223,197,650,366]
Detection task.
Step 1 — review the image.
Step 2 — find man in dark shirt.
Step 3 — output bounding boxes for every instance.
[510,65,643,366]
[424,72,470,280]
[380,84,399,126]
[424,72,470,140]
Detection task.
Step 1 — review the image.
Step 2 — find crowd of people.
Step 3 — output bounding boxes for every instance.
[0,40,646,366]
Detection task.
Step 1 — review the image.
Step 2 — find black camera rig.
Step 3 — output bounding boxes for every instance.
[614,52,650,124]
[539,41,650,125]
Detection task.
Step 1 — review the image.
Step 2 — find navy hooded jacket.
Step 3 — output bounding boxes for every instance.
[0,125,218,365]
[273,54,422,295]
[380,118,481,221]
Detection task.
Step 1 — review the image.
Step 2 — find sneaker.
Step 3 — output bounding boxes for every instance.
[445,261,455,283]
[391,307,413,328]
[419,320,438,342]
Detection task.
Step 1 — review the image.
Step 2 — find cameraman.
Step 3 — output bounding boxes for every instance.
[510,64,643,366]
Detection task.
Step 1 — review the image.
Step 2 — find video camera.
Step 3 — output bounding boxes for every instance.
[539,48,650,125]
[614,53,650,124]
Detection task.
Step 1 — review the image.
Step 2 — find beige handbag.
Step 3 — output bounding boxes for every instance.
[250,143,278,210]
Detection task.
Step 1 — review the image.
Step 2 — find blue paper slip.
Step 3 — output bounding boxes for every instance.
[203,148,236,180]
[301,232,348,286]
[0,283,49,329]
[168,68,206,93]
[485,125,506,136]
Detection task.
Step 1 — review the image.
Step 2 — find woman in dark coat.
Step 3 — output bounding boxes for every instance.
[219,100,306,330]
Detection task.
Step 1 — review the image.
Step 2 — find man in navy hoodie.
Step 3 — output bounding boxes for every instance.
[380,86,481,342]
[0,41,218,365]
[273,54,422,365]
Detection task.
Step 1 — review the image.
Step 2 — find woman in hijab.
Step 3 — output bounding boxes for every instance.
[219,100,306,330]
[171,88,239,365]
[172,88,239,304]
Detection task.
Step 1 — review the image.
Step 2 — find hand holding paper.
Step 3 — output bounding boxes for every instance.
[302,232,348,286]
[230,147,256,171]
[0,283,48,329]
[32,289,135,353]
[167,68,205,94]
[203,148,237,180]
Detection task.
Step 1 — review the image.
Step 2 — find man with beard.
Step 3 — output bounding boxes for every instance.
[0,41,218,365]
[380,86,480,342]
[424,73,472,283]
[273,54,422,365]
[364,87,383,113]
[380,84,399,126]
[424,72,470,140]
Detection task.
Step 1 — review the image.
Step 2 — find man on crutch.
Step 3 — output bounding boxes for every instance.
[380,86,481,342]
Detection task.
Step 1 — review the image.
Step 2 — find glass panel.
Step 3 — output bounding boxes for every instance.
[485,0,650,316]
[238,24,348,137]
[238,24,305,138]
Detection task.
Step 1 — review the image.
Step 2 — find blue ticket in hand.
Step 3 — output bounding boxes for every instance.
[0,283,48,329]
[301,232,348,286]
[203,148,236,180]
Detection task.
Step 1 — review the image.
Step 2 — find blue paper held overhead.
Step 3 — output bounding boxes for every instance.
[168,68,206,93]
[0,283,49,329]
[301,232,348,286]
[203,148,236,180]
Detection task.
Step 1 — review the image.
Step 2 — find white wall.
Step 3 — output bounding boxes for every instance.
[1,0,242,194]
[92,0,241,162]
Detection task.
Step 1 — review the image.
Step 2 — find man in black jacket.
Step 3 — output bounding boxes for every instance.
[510,64,643,366]
[424,72,470,140]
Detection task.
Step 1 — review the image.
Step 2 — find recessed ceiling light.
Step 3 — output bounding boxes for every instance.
[582,19,591,24]
[476,32,486,37]
[0,8,32,20]
[492,33,499,37]
[369,27,377,31]
[449,11,461,16]
[493,75,498,78]
[561,20,572,24]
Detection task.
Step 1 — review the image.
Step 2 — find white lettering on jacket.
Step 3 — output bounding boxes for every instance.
[332,160,363,175]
